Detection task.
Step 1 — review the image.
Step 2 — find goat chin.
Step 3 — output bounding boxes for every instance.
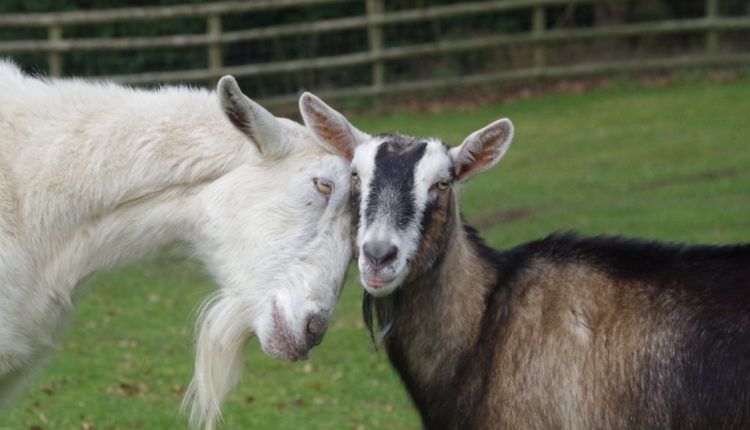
[182,293,252,430]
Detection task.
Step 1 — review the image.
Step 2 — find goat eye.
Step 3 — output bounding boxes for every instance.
[313,178,333,194]
[351,171,359,181]
[437,181,450,191]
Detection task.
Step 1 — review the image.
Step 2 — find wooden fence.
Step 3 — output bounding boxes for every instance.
[1,0,749,105]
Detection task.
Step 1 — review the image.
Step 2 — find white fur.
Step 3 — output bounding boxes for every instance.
[0,61,351,429]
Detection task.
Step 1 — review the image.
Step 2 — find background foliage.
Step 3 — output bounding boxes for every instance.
[1,0,749,97]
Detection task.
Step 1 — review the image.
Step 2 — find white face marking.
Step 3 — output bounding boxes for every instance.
[352,136,453,297]
[415,138,454,209]
[351,135,381,235]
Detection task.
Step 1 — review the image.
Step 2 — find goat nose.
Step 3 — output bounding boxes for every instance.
[363,241,399,269]
[305,313,328,347]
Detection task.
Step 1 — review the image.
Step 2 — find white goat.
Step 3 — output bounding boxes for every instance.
[0,61,352,429]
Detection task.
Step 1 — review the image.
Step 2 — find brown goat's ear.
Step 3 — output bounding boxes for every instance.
[299,92,369,161]
[218,75,288,158]
[450,118,514,181]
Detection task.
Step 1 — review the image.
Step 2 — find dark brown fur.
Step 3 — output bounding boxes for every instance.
[364,201,750,429]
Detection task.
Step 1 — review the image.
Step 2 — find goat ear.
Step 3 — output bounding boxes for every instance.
[217,75,286,158]
[299,92,369,161]
[450,118,514,181]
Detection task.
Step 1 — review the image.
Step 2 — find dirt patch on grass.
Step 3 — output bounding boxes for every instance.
[467,207,535,231]
[641,167,746,191]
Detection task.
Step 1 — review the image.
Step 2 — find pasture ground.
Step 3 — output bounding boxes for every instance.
[3,75,749,429]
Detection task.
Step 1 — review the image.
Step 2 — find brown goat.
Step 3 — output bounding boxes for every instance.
[299,92,750,430]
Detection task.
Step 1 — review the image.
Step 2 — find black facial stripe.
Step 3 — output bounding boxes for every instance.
[365,139,427,230]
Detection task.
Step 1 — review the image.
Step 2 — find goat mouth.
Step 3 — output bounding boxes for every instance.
[362,276,402,297]
[364,278,394,288]
[265,301,310,362]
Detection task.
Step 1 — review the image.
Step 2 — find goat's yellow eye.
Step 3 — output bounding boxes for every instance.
[351,171,359,180]
[437,181,450,190]
[314,179,332,194]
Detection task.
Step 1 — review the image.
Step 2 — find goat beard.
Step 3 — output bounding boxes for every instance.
[363,291,400,348]
[182,292,253,430]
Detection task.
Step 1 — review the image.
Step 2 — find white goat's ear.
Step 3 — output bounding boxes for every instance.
[450,118,514,181]
[299,92,369,161]
[218,75,286,158]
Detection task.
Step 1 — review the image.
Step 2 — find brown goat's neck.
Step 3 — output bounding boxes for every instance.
[384,206,499,420]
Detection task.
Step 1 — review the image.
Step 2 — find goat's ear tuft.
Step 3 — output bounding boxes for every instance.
[299,92,369,161]
[450,118,513,181]
[218,75,287,158]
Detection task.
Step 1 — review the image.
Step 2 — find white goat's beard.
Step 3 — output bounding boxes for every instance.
[182,292,253,430]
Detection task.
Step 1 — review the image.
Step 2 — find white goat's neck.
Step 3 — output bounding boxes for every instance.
[14,93,240,238]
[0,84,245,374]
[12,90,243,283]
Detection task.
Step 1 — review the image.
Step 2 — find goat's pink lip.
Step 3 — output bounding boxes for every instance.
[365,278,393,288]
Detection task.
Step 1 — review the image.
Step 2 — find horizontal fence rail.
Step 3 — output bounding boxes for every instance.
[0,0,356,27]
[1,0,748,105]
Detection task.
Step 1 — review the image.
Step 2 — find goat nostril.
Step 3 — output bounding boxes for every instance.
[381,245,397,265]
[306,313,328,347]
[363,241,399,268]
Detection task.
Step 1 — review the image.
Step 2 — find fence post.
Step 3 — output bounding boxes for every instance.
[207,14,223,87]
[532,5,546,69]
[705,0,719,55]
[366,0,385,92]
[48,25,63,77]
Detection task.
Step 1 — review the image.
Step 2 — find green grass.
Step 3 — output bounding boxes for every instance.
[4,77,749,429]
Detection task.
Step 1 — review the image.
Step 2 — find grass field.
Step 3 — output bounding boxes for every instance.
[3,76,749,429]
